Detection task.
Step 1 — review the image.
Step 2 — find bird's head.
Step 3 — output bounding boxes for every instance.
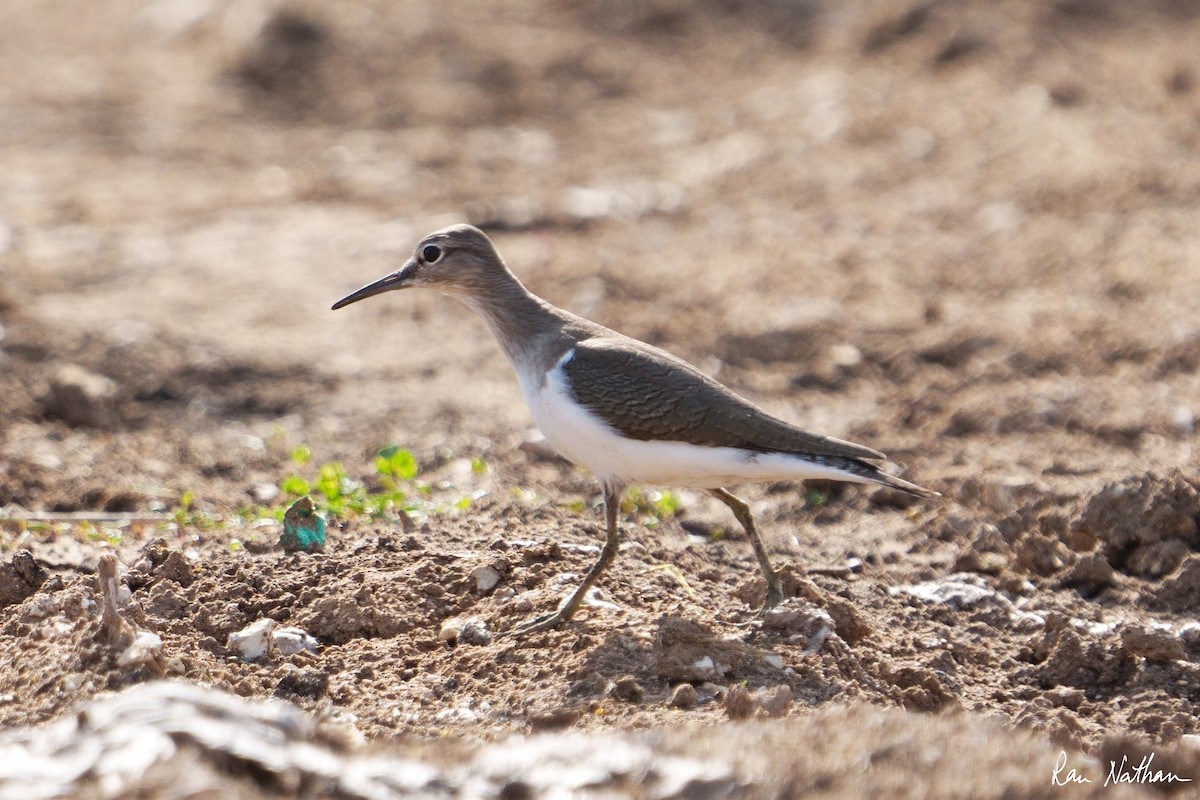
[332,224,508,309]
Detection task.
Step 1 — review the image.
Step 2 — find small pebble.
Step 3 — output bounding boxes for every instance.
[754,685,793,718]
[273,627,319,656]
[471,565,503,593]
[252,482,281,503]
[439,616,492,646]
[118,631,164,672]
[1178,622,1200,649]
[228,618,276,660]
[688,656,717,680]
[829,343,863,367]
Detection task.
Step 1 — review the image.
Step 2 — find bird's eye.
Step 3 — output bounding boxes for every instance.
[422,244,442,263]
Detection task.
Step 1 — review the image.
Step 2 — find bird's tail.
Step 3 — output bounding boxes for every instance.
[870,469,939,498]
[822,454,938,498]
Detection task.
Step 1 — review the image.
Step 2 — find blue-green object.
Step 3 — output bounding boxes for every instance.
[280,496,326,553]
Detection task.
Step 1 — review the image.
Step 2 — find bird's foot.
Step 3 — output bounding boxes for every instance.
[733,582,786,630]
[510,609,572,637]
[762,580,785,614]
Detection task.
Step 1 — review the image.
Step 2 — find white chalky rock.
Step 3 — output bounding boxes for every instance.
[227,619,276,661]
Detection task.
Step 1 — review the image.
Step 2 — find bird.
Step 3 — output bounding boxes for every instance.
[333,224,935,635]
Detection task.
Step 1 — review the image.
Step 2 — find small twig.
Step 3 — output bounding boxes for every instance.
[649,563,696,598]
[0,511,171,523]
[96,553,132,646]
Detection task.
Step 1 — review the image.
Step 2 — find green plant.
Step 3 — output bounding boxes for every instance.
[375,445,418,482]
[71,520,125,547]
[280,456,392,519]
[274,444,482,521]
[623,487,681,527]
[39,444,492,550]
[170,490,223,530]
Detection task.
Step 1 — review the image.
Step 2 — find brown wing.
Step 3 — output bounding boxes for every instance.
[561,336,886,461]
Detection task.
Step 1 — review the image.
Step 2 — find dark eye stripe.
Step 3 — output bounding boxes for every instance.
[422,244,441,263]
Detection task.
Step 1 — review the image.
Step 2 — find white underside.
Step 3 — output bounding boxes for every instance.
[516,350,881,491]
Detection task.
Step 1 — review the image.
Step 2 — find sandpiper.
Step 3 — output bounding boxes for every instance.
[333,224,934,634]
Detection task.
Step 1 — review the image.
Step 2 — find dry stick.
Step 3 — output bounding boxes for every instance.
[0,512,170,523]
[96,553,132,646]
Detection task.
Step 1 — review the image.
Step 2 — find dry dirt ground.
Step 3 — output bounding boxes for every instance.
[2,0,1200,796]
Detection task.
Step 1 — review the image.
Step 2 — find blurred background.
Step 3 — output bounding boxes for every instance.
[1,0,1198,510]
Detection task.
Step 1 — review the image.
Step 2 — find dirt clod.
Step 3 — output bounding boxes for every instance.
[653,616,765,682]
[526,704,582,731]
[1078,472,1200,578]
[1121,625,1187,663]
[669,683,699,709]
[610,675,645,703]
[723,684,760,721]
[1028,619,1137,690]
[275,669,330,700]
[1149,556,1200,612]
[0,550,47,607]
[755,684,793,718]
[41,364,120,429]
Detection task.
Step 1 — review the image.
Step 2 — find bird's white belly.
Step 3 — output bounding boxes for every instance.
[517,351,876,491]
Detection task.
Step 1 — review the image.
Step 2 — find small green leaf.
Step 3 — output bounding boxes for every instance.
[315,462,362,504]
[280,475,311,497]
[391,448,419,480]
[291,445,313,465]
[652,490,680,517]
[375,445,418,480]
[470,456,488,475]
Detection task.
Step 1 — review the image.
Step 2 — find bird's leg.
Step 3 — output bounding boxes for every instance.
[512,485,622,636]
[709,487,784,612]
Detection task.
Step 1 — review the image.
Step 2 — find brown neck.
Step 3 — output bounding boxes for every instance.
[454,270,576,373]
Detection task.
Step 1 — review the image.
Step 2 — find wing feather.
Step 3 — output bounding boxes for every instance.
[561,336,887,461]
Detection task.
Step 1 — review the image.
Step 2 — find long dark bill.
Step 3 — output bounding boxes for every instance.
[331,264,414,310]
